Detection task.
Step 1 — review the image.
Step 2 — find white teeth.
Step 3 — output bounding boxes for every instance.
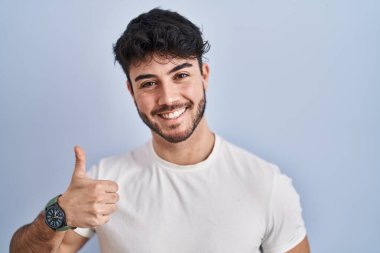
[161,108,186,119]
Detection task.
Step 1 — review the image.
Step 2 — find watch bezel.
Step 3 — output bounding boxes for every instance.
[45,203,66,229]
[44,195,76,231]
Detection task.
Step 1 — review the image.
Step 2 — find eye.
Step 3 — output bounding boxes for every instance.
[174,73,189,80]
[141,81,156,89]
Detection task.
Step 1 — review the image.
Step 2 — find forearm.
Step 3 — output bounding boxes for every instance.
[10,212,66,253]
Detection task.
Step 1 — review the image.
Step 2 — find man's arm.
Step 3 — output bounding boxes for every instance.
[286,236,310,253]
[10,146,119,253]
[10,212,88,253]
[10,212,65,253]
[59,230,89,253]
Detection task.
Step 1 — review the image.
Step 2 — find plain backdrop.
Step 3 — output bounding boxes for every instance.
[1,1,379,252]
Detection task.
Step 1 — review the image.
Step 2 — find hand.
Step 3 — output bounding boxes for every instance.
[58,146,119,228]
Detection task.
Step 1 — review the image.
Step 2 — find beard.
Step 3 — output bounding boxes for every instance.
[135,89,206,143]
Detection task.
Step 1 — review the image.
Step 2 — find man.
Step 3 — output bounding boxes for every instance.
[10,8,310,253]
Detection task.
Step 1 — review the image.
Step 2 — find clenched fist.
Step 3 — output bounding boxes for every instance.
[58,146,119,228]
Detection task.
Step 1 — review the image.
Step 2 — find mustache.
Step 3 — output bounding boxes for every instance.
[151,102,192,116]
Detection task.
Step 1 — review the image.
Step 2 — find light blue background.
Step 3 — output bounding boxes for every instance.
[1,1,379,252]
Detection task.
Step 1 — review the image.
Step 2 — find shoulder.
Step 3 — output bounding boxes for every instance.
[218,137,306,251]
[219,136,281,180]
[216,136,292,208]
[217,136,302,203]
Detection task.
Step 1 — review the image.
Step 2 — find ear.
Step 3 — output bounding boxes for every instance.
[201,63,210,91]
[127,80,134,97]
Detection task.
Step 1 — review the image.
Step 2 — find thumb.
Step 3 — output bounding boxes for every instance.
[72,145,87,179]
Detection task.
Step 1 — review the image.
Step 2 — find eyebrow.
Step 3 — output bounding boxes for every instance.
[134,74,156,82]
[134,62,193,82]
[168,62,193,74]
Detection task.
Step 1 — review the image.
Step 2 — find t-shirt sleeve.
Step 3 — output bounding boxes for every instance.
[72,165,98,239]
[261,171,307,253]
[74,226,96,239]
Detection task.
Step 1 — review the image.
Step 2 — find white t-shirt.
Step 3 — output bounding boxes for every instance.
[75,135,306,253]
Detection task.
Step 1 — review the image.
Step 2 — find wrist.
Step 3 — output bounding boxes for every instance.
[45,194,76,231]
[57,194,73,227]
[34,211,63,236]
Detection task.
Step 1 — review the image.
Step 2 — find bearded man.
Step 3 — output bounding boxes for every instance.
[10,8,310,253]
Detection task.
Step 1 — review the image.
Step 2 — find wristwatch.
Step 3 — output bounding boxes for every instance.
[44,195,76,231]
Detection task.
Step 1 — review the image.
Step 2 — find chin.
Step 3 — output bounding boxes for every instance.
[157,127,195,143]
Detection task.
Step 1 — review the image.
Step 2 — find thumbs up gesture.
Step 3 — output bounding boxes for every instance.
[58,146,119,228]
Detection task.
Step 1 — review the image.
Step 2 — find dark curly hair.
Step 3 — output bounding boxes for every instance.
[113,8,210,84]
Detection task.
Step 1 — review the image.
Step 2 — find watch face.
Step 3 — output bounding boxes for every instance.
[45,205,65,229]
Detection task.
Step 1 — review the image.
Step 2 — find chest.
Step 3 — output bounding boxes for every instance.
[97,167,267,253]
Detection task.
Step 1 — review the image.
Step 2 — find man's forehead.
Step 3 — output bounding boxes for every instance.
[129,55,196,75]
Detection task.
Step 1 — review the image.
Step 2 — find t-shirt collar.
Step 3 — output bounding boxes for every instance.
[149,134,221,172]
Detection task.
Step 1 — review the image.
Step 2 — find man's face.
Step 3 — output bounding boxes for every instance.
[128,55,209,143]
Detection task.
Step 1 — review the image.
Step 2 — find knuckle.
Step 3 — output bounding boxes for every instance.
[106,180,118,191]
[89,183,97,192]
[89,202,98,213]
[87,195,98,205]
[89,182,103,193]
[104,216,111,223]
[95,214,105,225]
[89,216,98,227]
[93,183,102,192]
[95,194,104,203]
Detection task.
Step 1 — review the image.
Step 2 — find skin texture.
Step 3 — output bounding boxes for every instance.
[10,55,310,253]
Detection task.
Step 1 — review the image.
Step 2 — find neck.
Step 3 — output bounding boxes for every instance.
[152,119,215,165]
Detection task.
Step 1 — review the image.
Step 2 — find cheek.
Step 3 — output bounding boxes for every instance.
[182,83,204,101]
[135,95,151,112]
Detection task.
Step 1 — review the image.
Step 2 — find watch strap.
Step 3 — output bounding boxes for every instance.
[45,194,62,208]
[57,223,74,231]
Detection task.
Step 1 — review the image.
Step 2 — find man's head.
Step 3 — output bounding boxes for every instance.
[113,8,210,84]
[113,9,210,144]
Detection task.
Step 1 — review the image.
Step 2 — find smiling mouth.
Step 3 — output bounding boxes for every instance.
[158,107,187,120]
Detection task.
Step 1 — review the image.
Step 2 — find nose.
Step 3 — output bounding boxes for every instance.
[157,80,180,106]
